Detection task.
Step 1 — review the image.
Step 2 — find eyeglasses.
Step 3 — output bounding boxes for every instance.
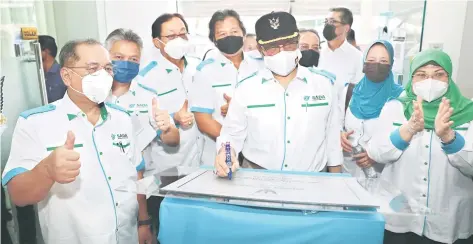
[412,71,448,80]
[161,33,188,40]
[66,64,115,76]
[324,18,345,25]
[262,41,298,56]
[299,44,320,52]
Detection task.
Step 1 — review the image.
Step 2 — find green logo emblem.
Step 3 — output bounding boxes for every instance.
[111,134,116,140]
[304,96,310,101]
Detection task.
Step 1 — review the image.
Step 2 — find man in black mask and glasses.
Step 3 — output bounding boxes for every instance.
[319,7,363,91]
[189,9,264,166]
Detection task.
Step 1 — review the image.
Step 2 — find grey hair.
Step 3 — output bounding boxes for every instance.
[105,28,143,51]
[59,38,102,67]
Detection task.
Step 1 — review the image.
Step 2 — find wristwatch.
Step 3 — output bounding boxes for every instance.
[138,218,152,227]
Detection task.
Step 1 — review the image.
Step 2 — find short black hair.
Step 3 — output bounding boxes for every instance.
[347,29,355,41]
[208,9,246,42]
[151,13,189,38]
[38,35,58,58]
[58,39,102,67]
[330,7,354,27]
[299,29,320,43]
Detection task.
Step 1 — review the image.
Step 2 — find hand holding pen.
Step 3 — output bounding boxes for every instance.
[214,142,238,179]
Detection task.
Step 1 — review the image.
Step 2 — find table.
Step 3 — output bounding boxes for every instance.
[157,171,385,244]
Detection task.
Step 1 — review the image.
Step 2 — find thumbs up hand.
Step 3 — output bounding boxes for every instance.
[220,93,232,117]
[152,98,171,132]
[45,131,81,184]
[173,99,194,129]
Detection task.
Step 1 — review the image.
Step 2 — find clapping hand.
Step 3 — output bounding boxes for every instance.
[435,97,455,143]
[407,96,425,134]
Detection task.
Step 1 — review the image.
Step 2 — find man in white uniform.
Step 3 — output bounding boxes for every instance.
[319,7,363,89]
[190,9,264,165]
[2,39,144,244]
[105,29,180,173]
[214,11,342,176]
[136,13,203,174]
[135,13,204,239]
[104,28,181,244]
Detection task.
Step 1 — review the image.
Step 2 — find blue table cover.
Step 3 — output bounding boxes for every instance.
[158,170,385,244]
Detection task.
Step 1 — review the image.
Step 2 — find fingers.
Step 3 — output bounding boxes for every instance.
[64,131,75,150]
[152,98,159,118]
[416,95,424,115]
[346,130,354,136]
[341,137,352,152]
[223,93,232,103]
[64,150,80,161]
[181,99,189,111]
[353,152,367,159]
[441,107,453,123]
[215,146,229,177]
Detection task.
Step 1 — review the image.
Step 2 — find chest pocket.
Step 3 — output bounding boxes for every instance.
[110,133,132,156]
[299,94,330,119]
[246,103,279,143]
[212,83,234,107]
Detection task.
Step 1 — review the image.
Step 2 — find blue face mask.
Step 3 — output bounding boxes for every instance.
[112,60,140,83]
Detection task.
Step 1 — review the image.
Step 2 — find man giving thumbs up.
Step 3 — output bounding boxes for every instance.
[2,39,147,244]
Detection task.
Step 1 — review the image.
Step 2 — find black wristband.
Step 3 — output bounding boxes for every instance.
[138,218,152,226]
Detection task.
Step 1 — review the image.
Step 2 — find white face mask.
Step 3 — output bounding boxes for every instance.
[264,50,302,77]
[245,50,263,59]
[159,37,191,59]
[413,78,448,102]
[69,69,113,104]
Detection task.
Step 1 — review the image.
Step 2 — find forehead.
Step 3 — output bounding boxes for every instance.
[299,32,319,43]
[110,40,140,55]
[162,17,186,33]
[367,44,389,57]
[215,16,240,30]
[415,64,444,72]
[75,44,110,65]
[327,11,342,21]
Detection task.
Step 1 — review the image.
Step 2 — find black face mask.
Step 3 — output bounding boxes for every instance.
[323,24,338,41]
[299,49,320,67]
[215,36,244,55]
[363,62,391,82]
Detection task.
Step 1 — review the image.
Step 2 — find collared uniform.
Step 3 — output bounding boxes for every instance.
[342,106,384,178]
[367,100,473,244]
[135,52,203,173]
[189,52,265,165]
[106,80,173,176]
[216,67,342,171]
[2,94,144,244]
[318,40,363,89]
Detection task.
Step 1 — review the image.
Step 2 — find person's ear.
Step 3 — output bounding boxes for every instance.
[152,38,162,49]
[60,68,73,87]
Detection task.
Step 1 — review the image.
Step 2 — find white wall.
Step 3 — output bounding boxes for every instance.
[456,2,473,98]
[97,0,176,50]
[51,1,101,49]
[421,0,468,82]
[421,0,473,98]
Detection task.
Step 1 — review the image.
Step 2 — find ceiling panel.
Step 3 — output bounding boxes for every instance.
[178,0,291,17]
